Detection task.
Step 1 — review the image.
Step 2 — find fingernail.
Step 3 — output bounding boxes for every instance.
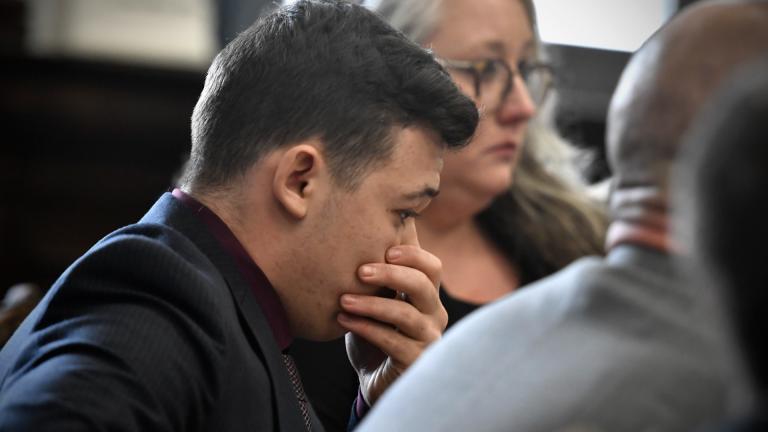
[341,294,357,306]
[337,312,353,323]
[387,248,402,261]
[359,265,375,277]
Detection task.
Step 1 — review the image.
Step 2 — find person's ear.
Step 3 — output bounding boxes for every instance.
[272,143,326,220]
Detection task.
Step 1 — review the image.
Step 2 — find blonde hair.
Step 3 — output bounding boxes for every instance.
[367,0,608,278]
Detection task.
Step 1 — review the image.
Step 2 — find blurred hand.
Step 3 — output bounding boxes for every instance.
[338,242,447,405]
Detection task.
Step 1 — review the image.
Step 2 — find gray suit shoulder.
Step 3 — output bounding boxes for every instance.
[359,248,739,432]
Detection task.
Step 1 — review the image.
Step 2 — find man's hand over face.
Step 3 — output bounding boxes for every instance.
[338,244,448,405]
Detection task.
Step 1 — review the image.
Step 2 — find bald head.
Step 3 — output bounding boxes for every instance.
[607,0,768,219]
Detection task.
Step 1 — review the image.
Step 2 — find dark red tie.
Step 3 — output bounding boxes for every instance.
[281,353,312,431]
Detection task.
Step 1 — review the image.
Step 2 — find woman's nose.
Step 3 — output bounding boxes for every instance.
[497,75,537,124]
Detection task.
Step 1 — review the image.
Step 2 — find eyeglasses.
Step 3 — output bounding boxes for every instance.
[438,58,554,113]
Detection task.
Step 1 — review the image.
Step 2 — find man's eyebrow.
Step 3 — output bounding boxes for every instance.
[403,186,440,200]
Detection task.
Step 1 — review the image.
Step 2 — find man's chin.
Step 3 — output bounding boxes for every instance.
[309,319,348,342]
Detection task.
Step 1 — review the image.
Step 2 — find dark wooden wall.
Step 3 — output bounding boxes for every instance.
[0,55,204,290]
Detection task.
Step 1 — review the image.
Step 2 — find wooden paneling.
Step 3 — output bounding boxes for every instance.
[0,55,204,289]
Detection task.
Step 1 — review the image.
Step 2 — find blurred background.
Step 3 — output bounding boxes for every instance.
[0,0,700,291]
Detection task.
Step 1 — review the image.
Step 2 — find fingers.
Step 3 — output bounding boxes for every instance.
[340,262,448,370]
[385,245,441,289]
[337,310,432,369]
[360,264,438,314]
[339,294,441,343]
[344,244,448,375]
[358,251,443,318]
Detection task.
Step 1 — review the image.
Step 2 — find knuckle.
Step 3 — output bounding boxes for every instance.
[427,329,442,345]
[374,263,394,281]
[404,310,422,333]
[401,244,421,254]
[437,305,448,331]
[415,270,432,289]
[427,255,443,284]
[432,254,443,270]
[382,329,401,349]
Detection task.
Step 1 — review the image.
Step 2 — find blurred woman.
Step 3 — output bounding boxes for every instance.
[292,0,608,429]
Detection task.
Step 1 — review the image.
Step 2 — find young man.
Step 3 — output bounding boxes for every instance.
[0,1,478,430]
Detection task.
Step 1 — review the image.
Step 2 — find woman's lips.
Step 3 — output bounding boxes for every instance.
[485,142,519,158]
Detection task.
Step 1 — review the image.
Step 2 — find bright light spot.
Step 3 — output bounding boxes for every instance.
[534,0,674,52]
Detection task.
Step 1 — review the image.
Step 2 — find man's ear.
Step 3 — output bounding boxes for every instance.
[272,143,327,220]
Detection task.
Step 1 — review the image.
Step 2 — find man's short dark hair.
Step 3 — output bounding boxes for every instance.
[183,0,477,192]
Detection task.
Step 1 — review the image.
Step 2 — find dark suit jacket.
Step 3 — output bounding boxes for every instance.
[0,193,322,431]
